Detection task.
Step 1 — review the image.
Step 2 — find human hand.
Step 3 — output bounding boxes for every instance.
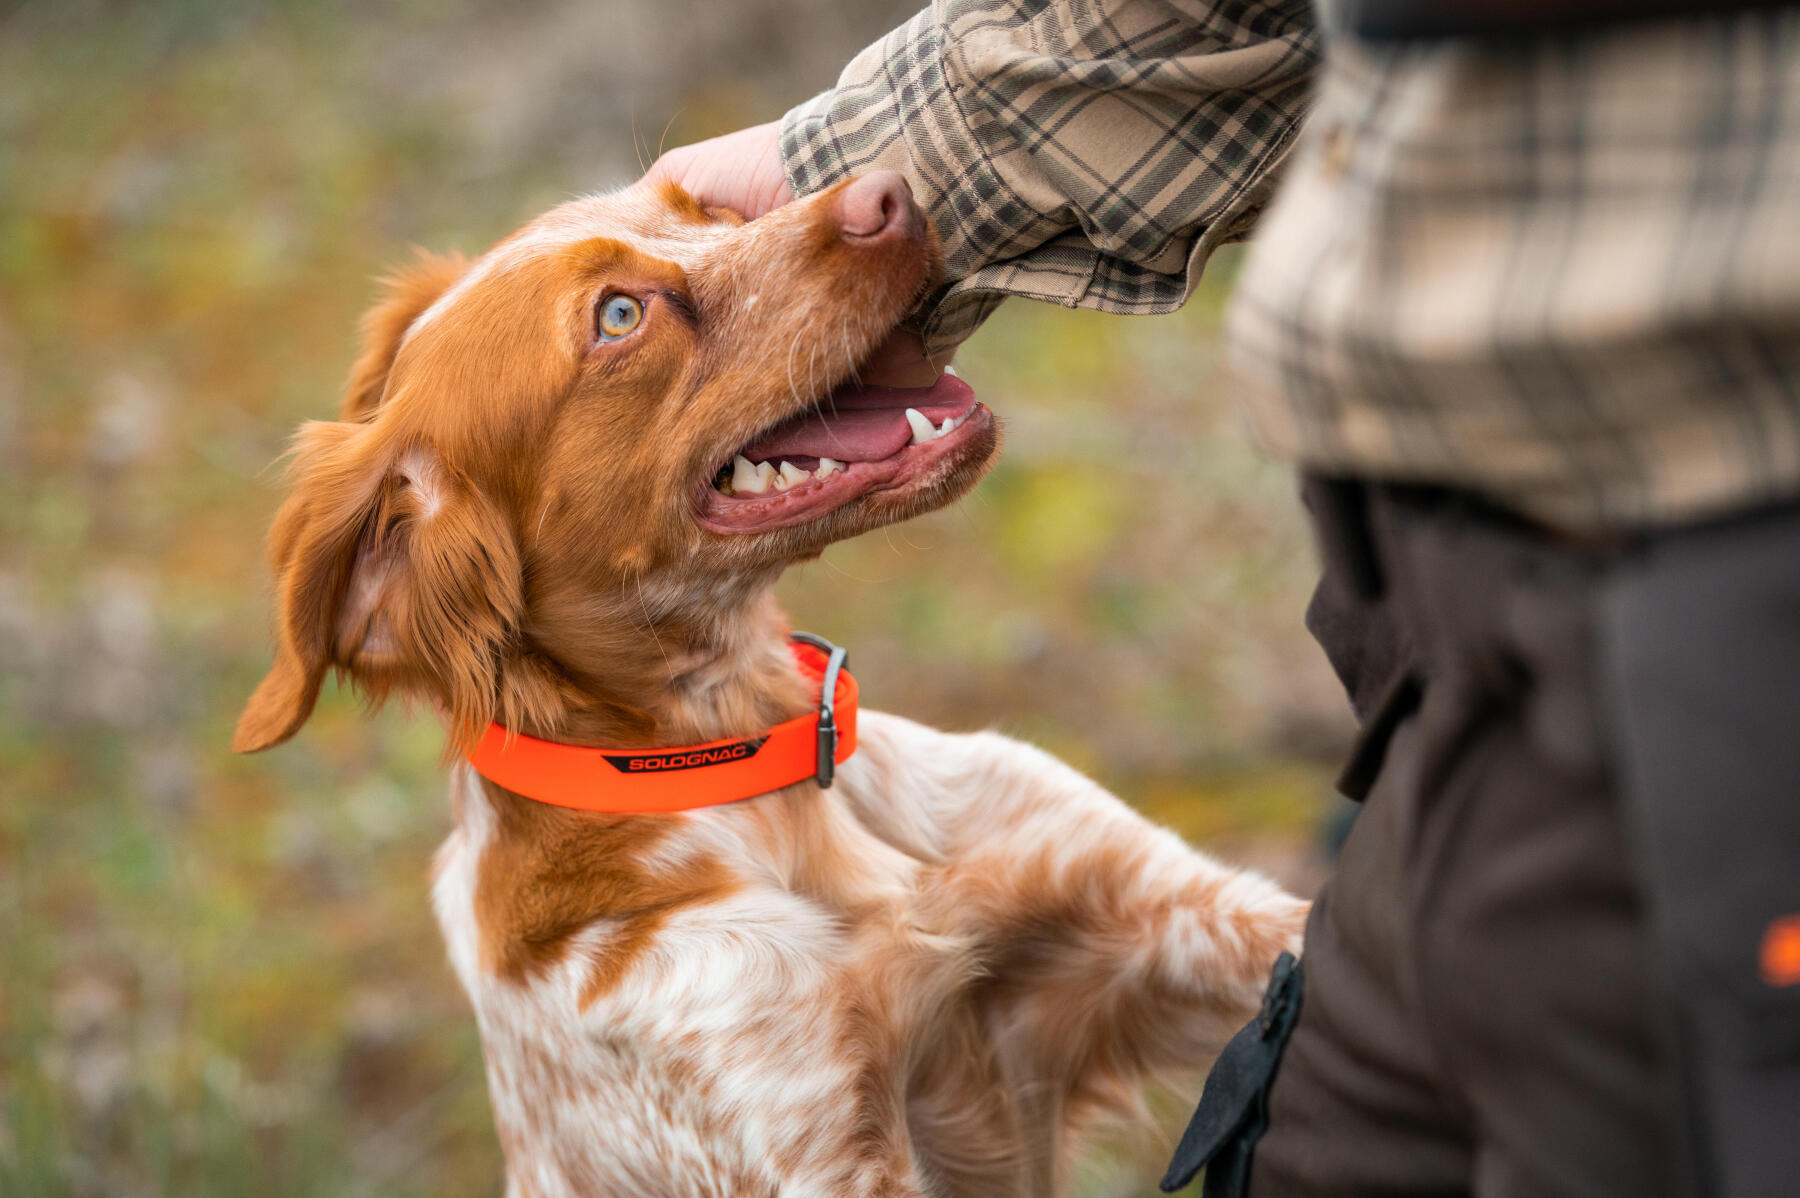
[643,121,792,222]
[645,124,952,387]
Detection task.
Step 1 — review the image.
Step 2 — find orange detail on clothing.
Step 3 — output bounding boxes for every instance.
[1758,915,1800,988]
[466,641,857,814]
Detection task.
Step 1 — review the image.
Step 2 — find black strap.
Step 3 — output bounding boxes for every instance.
[1162,953,1306,1194]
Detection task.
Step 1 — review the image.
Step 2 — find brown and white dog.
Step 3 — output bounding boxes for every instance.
[234,172,1307,1197]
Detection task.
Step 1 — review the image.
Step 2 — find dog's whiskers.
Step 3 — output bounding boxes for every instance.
[655,109,686,162]
[535,494,554,545]
[630,105,648,176]
[633,570,675,685]
[785,328,805,413]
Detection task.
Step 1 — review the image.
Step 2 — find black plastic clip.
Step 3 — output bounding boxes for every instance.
[790,632,849,789]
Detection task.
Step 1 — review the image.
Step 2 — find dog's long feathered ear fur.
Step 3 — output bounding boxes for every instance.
[233,420,385,752]
[235,248,518,755]
[341,249,469,421]
[232,423,524,753]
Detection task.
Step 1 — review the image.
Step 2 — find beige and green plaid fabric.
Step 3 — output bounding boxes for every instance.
[1232,9,1800,529]
[781,2,1800,531]
[781,0,1321,352]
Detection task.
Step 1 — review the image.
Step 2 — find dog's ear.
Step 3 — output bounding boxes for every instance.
[341,250,469,421]
[233,420,523,754]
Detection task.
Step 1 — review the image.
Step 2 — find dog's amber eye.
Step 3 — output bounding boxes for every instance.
[597,294,643,341]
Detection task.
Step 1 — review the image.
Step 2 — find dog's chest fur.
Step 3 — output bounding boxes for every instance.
[430,713,1010,1196]
[434,793,876,1196]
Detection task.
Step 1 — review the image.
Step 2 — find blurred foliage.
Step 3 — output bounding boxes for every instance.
[0,1,1352,1195]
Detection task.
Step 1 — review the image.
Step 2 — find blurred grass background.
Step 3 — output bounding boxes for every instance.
[0,1,1354,1194]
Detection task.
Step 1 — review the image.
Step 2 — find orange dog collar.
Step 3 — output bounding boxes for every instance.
[466,633,857,814]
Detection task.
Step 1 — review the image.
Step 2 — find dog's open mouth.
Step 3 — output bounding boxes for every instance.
[697,373,991,535]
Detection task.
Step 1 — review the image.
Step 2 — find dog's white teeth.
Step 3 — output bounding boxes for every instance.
[732,455,776,495]
[905,407,936,445]
[776,461,809,490]
[937,416,955,436]
[816,457,842,478]
[943,365,959,377]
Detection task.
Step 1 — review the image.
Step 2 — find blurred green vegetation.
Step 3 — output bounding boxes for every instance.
[0,2,1351,1195]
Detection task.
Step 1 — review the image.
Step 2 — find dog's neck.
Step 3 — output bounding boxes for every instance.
[500,573,816,752]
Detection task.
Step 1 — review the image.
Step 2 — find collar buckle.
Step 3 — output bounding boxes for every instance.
[790,631,848,789]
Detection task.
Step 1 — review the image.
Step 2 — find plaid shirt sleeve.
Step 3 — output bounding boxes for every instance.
[780,0,1320,356]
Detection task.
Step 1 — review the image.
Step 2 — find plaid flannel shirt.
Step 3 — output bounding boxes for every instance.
[781,1,1800,531]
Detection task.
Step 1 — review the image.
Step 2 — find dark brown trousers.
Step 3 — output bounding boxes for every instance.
[1166,480,1800,1198]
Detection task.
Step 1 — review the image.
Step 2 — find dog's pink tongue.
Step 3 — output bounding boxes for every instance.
[740,407,911,464]
[739,374,976,464]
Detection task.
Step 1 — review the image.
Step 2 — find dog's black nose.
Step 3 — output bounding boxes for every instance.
[838,171,924,242]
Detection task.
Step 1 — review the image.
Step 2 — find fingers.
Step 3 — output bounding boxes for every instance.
[643,122,792,222]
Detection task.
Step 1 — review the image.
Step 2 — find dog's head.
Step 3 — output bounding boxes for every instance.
[233,175,997,754]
